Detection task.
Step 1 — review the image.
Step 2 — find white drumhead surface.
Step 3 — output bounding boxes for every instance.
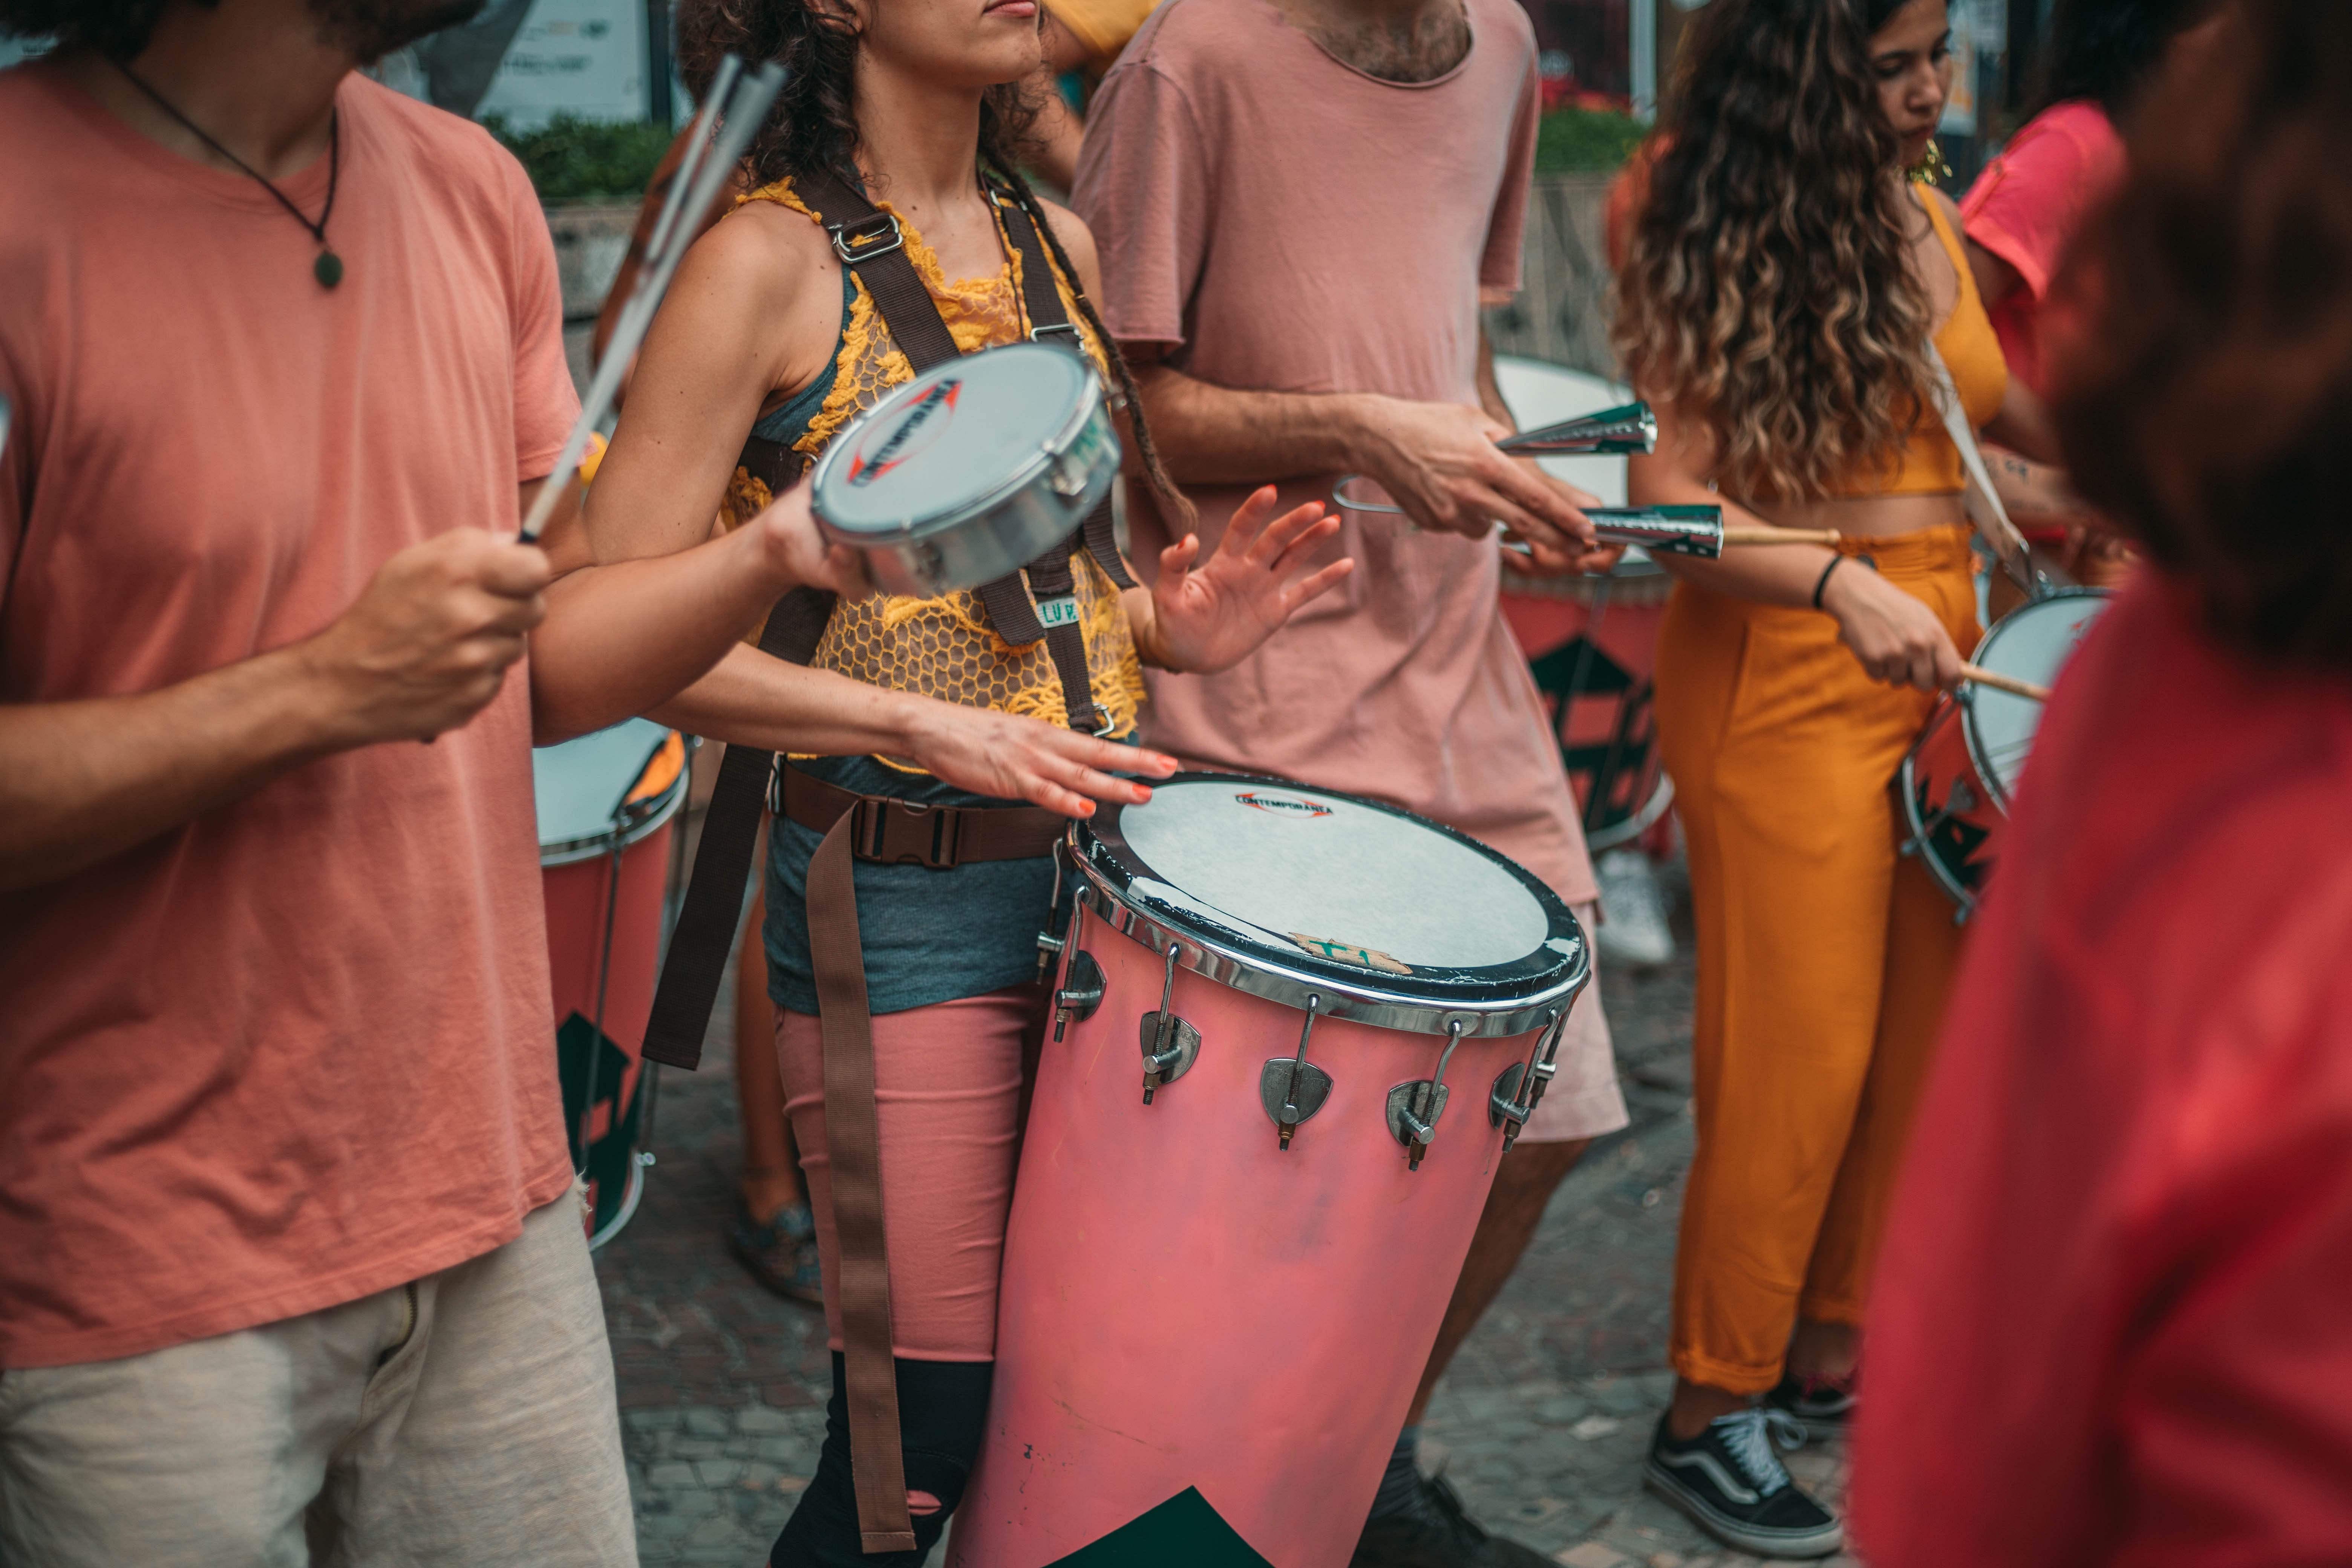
[534,718,672,851]
[1116,781,1549,969]
[1974,594,2108,792]
[817,345,1091,534]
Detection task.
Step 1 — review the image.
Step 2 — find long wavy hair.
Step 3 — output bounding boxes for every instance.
[676,0,1193,525]
[1612,0,1937,504]
[2055,0,2352,669]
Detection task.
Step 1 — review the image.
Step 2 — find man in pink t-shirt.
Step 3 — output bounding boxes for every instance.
[0,2,852,1560]
[1075,0,1627,1558]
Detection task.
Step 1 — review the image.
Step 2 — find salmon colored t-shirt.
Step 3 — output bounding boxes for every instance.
[1958,100,2124,396]
[0,66,578,1368]
[1850,579,2352,1563]
[1073,0,1597,906]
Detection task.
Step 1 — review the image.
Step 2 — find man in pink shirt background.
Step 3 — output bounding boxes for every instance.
[1076,0,1629,1558]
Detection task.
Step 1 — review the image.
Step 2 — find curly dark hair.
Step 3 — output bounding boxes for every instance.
[675,0,1191,525]
[1612,0,1937,504]
[0,0,187,54]
[2054,0,2352,671]
[2032,0,2223,121]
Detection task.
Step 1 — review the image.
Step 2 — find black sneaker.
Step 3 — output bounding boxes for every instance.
[1643,1409,1842,1559]
[1349,1473,1551,1567]
[1763,1370,1858,1442]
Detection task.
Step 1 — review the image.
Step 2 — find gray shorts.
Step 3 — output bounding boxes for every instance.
[0,1189,636,1568]
[1518,900,1632,1144]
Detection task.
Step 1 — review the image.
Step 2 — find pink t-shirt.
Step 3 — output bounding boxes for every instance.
[1960,100,2124,395]
[1073,0,1597,905]
[0,67,577,1367]
[1850,580,2352,1563]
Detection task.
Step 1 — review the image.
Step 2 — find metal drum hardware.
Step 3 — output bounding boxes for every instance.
[1139,939,1201,1102]
[1388,1018,1470,1171]
[1259,994,1335,1149]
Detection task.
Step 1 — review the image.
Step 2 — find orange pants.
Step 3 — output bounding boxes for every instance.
[1655,525,1975,1394]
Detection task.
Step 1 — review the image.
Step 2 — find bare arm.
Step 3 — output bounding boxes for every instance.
[1627,398,1963,690]
[1965,235,2023,314]
[1,525,549,892]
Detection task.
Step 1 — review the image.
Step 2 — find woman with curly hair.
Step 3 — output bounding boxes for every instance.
[1609,0,2060,1553]
[1857,3,2352,1557]
[568,1,1349,1561]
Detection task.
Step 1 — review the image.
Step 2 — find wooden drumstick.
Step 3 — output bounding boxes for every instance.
[1959,663,2051,702]
[1722,526,1843,547]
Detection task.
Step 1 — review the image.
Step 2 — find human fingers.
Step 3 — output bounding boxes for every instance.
[1482,452,1596,545]
[1256,511,1343,575]
[1157,533,1202,581]
[471,539,554,599]
[1239,501,1331,567]
[1035,724,1179,782]
[1277,556,1355,613]
[1220,485,1283,554]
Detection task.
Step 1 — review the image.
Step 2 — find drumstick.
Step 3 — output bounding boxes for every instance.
[1724,526,1841,547]
[517,59,786,544]
[1959,663,2050,702]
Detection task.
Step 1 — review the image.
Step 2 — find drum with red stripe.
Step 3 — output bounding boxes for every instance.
[535,719,691,1247]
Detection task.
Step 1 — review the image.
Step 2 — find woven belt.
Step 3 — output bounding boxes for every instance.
[773,765,1067,868]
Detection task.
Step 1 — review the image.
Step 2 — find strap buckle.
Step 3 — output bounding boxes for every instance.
[850,796,964,869]
[1029,322,1081,346]
[831,212,905,265]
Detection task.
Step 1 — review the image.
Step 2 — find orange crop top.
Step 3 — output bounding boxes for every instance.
[1835,193,2009,497]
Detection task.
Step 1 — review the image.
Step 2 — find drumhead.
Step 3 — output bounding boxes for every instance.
[812,343,1101,538]
[534,718,689,866]
[1073,774,1588,1036]
[1968,589,2110,801]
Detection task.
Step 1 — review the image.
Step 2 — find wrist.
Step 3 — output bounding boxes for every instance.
[268,637,375,755]
[1332,392,1395,476]
[1816,554,1875,617]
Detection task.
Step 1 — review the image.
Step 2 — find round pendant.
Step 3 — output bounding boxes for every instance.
[315,250,344,289]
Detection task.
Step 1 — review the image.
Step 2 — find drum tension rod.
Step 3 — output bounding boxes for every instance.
[1140,937,1200,1104]
[1393,1020,1468,1171]
[1255,994,1334,1151]
[1277,998,1319,1148]
[1491,1006,1563,1154]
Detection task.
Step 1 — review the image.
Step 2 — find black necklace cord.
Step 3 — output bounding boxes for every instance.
[113,61,344,288]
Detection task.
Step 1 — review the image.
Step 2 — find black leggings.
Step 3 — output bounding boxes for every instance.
[769,1354,994,1566]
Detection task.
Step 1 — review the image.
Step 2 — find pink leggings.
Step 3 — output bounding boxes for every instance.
[774,988,1044,1361]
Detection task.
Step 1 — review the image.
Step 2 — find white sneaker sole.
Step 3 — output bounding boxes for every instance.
[1642,1460,1844,1559]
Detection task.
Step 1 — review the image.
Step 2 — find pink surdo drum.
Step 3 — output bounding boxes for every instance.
[951,774,1591,1567]
[1897,589,2109,921]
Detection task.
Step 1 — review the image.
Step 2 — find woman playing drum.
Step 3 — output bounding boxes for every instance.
[1610,0,2064,1554]
[580,0,1349,1560]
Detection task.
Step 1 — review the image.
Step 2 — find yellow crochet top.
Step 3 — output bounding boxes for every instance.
[721,177,1145,766]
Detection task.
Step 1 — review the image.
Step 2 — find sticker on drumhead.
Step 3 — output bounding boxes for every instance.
[1288,933,1412,975]
[1117,780,1549,970]
[816,345,1096,534]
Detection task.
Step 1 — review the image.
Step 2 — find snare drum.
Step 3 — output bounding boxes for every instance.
[809,341,1120,597]
[951,775,1589,1568]
[1897,590,2109,920]
[536,719,691,1247]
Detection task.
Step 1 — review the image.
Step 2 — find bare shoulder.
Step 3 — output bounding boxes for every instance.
[676,198,836,309]
[1922,183,1966,229]
[1032,196,1102,292]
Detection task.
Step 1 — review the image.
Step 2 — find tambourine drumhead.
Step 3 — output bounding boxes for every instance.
[1074,775,1586,1030]
[812,343,1102,537]
[1969,590,2109,798]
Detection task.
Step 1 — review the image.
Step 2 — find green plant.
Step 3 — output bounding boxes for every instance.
[486,113,675,202]
[1534,107,1649,175]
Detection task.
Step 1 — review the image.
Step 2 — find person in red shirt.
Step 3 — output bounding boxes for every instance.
[1850,2,2352,1559]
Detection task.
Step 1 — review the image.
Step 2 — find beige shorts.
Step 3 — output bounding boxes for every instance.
[1516,901,1631,1144]
[0,1189,636,1568]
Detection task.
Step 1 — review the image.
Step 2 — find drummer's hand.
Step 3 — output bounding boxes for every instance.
[1822,560,1965,691]
[749,485,875,601]
[1136,487,1354,674]
[1350,397,1600,555]
[897,700,1179,819]
[1500,469,1623,575]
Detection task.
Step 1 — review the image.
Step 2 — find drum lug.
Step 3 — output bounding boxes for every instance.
[1140,1012,1200,1100]
[1052,951,1106,1041]
[1140,939,1198,1102]
[1389,1019,1470,1169]
[1260,995,1331,1150]
[1490,1064,1531,1136]
[1386,1082,1450,1169]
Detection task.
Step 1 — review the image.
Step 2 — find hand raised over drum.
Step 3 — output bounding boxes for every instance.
[1129,487,1354,674]
[1821,558,1966,691]
[897,702,1179,820]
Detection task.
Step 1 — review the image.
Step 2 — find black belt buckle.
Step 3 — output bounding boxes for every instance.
[853,796,963,869]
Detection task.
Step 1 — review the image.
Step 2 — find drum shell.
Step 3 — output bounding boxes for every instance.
[1896,697,2005,915]
[952,919,1544,1567]
[1499,563,1674,853]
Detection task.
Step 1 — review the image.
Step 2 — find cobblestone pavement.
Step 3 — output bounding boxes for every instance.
[596,860,1856,1565]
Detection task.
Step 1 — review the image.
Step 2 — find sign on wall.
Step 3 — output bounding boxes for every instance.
[475,0,648,128]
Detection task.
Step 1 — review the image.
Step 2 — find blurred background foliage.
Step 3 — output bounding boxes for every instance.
[488,113,674,202]
[1534,106,1648,175]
